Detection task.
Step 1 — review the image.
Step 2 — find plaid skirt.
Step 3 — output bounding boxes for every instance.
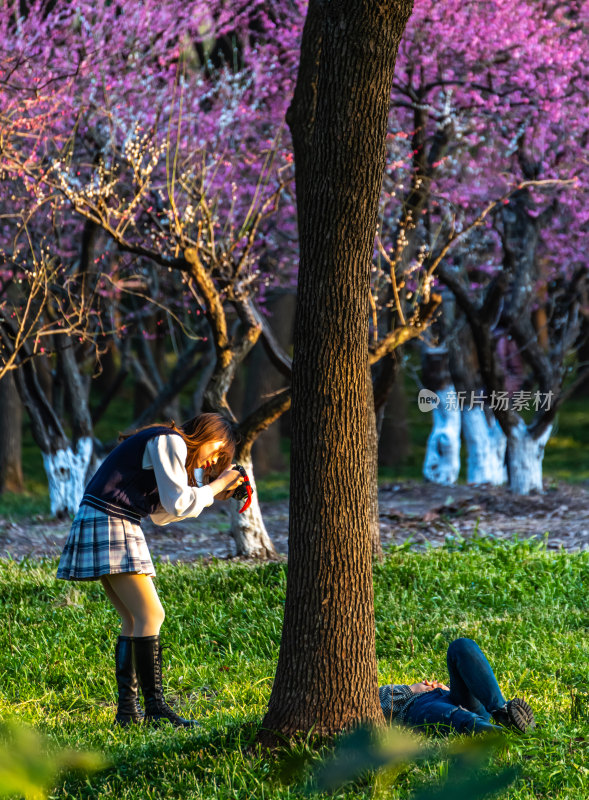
[56,504,156,581]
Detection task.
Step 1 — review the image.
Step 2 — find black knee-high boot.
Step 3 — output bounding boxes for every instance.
[133,635,199,728]
[114,635,144,726]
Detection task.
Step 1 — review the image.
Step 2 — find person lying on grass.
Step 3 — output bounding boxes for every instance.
[380,638,535,734]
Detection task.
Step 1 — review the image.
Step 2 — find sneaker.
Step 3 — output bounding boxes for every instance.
[493,699,535,732]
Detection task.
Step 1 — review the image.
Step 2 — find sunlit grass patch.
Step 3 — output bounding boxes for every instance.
[0,540,587,798]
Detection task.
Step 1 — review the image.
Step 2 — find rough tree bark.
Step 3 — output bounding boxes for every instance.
[261,0,413,741]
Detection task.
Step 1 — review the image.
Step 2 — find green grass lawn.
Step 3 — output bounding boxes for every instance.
[1,540,587,799]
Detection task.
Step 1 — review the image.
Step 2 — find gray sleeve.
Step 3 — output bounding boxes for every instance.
[145,435,214,523]
[379,684,414,722]
[379,685,394,720]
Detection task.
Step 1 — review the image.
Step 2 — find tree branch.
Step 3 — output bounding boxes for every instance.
[530,366,589,437]
[237,387,292,458]
[184,245,231,366]
[247,299,293,378]
[369,293,441,364]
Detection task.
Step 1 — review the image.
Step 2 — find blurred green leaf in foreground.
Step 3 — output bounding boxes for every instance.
[0,720,107,800]
[310,725,519,799]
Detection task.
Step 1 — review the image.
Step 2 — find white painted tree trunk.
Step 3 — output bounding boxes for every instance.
[423,387,461,485]
[506,420,552,495]
[229,453,277,558]
[42,437,94,517]
[461,407,507,485]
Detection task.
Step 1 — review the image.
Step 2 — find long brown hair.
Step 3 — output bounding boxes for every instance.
[121,413,237,486]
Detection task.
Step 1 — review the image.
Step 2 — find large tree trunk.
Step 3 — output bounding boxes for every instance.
[506,420,552,494]
[0,372,24,493]
[261,0,413,741]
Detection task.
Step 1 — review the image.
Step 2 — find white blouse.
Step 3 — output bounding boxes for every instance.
[142,434,214,526]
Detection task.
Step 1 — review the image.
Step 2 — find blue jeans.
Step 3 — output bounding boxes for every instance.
[404,638,507,734]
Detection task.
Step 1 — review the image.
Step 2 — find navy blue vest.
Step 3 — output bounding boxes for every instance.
[82,426,183,523]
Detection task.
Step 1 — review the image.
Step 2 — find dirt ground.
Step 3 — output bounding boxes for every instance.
[1,480,587,564]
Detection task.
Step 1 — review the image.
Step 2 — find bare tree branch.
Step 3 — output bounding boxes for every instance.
[238,387,292,457]
[369,293,441,364]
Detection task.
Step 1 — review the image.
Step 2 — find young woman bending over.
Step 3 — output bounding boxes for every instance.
[57,413,243,728]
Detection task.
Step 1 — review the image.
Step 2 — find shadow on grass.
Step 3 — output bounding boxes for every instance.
[57,719,354,798]
[57,719,522,800]
[58,719,266,797]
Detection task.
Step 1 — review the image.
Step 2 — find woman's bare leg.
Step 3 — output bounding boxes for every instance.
[103,574,197,727]
[102,573,165,637]
[101,576,134,636]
